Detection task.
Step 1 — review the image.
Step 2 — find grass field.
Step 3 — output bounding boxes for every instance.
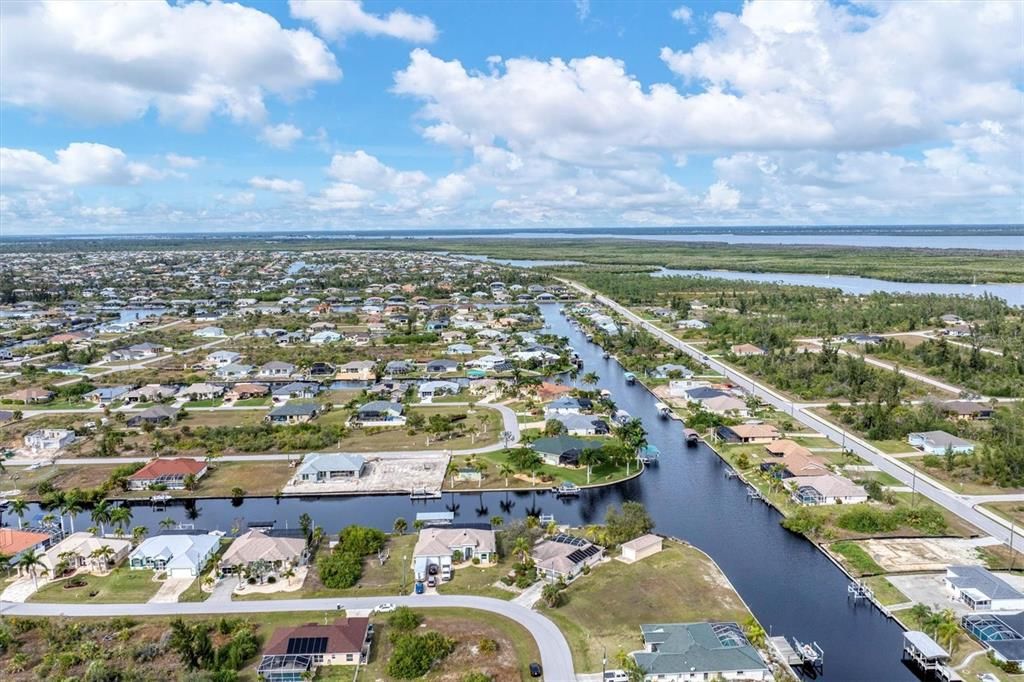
[232,397,270,407]
[445,448,636,491]
[29,569,161,604]
[538,539,751,673]
[862,576,909,606]
[436,557,515,600]
[121,460,295,499]
[903,456,1021,496]
[829,541,885,576]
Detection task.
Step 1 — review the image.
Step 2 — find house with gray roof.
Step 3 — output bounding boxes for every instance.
[266,402,321,424]
[295,453,366,483]
[945,565,1024,611]
[632,622,770,681]
[355,401,405,424]
[908,430,975,455]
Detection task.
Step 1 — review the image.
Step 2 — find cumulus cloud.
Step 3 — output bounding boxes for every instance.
[1,0,340,128]
[703,181,741,210]
[1,143,165,188]
[165,153,202,169]
[249,176,306,194]
[670,5,692,23]
[290,0,437,43]
[260,123,304,149]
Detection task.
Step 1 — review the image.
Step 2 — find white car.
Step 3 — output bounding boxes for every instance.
[373,603,397,613]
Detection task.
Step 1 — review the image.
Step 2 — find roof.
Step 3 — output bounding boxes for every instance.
[269,402,320,417]
[413,527,497,558]
[635,622,768,676]
[532,535,602,574]
[723,424,779,439]
[264,618,370,656]
[358,400,403,413]
[134,404,179,420]
[532,434,597,456]
[42,532,131,570]
[947,565,1024,601]
[904,631,950,660]
[622,534,662,553]
[220,530,305,567]
[0,528,51,555]
[764,439,814,458]
[792,473,867,498]
[297,453,365,475]
[910,430,975,449]
[130,534,219,567]
[129,457,207,480]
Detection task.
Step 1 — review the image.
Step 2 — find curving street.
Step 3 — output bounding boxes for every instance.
[1,593,574,679]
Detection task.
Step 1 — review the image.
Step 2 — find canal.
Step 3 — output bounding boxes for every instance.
[22,304,915,681]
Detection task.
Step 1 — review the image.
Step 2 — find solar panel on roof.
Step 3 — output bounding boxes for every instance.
[551,534,588,547]
[286,636,328,655]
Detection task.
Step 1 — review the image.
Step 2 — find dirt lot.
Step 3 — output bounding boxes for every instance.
[282,454,448,495]
[856,537,993,572]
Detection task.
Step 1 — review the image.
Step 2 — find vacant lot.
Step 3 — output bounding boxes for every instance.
[121,460,296,499]
[282,454,448,496]
[29,569,161,604]
[539,539,751,673]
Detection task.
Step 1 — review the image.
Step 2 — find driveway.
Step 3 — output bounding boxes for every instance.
[0,575,43,603]
[148,576,195,603]
[3,594,575,680]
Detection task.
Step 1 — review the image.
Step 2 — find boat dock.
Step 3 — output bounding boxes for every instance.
[770,636,824,670]
[902,631,962,682]
[416,511,454,526]
[410,488,442,500]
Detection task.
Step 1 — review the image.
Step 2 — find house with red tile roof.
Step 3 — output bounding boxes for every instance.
[127,458,207,491]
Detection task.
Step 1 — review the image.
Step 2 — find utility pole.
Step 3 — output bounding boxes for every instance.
[911,469,917,508]
[402,554,408,593]
[1011,526,1017,573]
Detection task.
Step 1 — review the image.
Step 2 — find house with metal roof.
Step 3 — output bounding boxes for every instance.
[945,565,1024,611]
[294,453,366,483]
[908,430,976,455]
[128,534,219,578]
[632,622,771,681]
[354,400,405,424]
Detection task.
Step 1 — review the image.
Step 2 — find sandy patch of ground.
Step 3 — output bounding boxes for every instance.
[231,567,308,596]
[282,454,448,495]
[858,537,988,572]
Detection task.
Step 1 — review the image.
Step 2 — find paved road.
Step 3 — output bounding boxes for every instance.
[6,403,520,466]
[560,278,1019,547]
[1,594,573,679]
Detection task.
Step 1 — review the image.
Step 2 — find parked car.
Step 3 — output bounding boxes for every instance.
[428,564,439,575]
[373,603,396,613]
[414,581,425,594]
[427,576,437,588]
[529,662,542,678]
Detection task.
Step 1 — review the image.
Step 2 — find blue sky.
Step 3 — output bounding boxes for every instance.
[1,0,1021,234]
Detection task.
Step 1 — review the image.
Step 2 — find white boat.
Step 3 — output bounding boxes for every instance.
[654,402,671,417]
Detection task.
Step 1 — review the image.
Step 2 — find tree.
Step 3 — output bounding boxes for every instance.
[490,515,504,528]
[90,545,115,572]
[61,493,84,533]
[578,447,604,485]
[604,502,654,545]
[743,616,767,648]
[388,606,422,632]
[512,536,531,564]
[132,526,149,543]
[498,462,515,487]
[17,548,45,590]
[91,500,113,537]
[9,498,28,529]
[160,516,177,531]
[183,473,198,491]
[544,419,566,436]
[541,580,566,608]
[582,371,599,386]
[298,513,313,541]
[110,505,133,538]
[317,552,363,588]
[393,517,407,536]
[386,631,456,679]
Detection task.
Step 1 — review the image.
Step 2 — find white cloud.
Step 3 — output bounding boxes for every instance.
[327,150,429,191]
[703,181,741,210]
[575,0,590,21]
[1,0,340,128]
[249,176,305,194]
[261,123,304,149]
[670,5,692,23]
[165,153,202,169]
[1,143,164,188]
[78,205,126,218]
[290,0,436,43]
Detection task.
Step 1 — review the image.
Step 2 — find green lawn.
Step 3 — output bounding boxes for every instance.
[29,401,94,410]
[870,439,916,454]
[182,399,224,408]
[436,558,515,600]
[829,541,885,576]
[29,569,161,604]
[538,540,752,673]
[863,576,909,606]
[445,447,637,491]
[232,397,270,407]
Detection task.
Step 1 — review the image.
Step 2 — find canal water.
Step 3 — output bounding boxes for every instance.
[22,304,915,681]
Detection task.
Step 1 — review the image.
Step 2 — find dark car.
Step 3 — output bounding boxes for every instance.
[529,662,542,678]
[428,564,439,576]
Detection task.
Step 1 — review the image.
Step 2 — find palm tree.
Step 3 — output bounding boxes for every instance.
[110,505,132,538]
[9,498,28,529]
[578,447,604,485]
[132,526,149,544]
[498,462,515,487]
[160,517,177,531]
[743,616,767,648]
[475,460,488,487]
[490,515,504,529]
[17,548,45,590]
[393,517,407,536]
[936,609,960,653]
[582,371,599,386]
[281,565,297,586]
[512,536,531,564]
[446,461,460,488]
[61,495,83,534]
[91,500,114,537]
[90,545,115,572]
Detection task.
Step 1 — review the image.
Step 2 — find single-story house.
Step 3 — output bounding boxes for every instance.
[307,362,336,378]
[294,453,366,483]
[446,343,474,355]
[730,344,766,357]
[272,382,320,401]
[178,383,225,401]
[127,458,208,490]
[544,396,587,416]
[41,532,131,578]
[84,386,132,404]
[417,380,461,400]
[945,565,1024,611]
[355,401,405,424]
[555,413,610,436]
[536,382,574,401]
[24,428,76,450]
[266,402,320,424]
[962,612,1024,666]
[103,342,165,362]
[761,444,831,479]
[214,362,254,379]
[257,617,371,680]
[651,363,694,379]
[193,326,225,338]
[621,534,663,563]
[790,474,868,505]
[257,361,297,378]
[46,362,86,375]
[532,534,604,582]
[843,333,884,345]
[227,383,270,401]
[384,360,414,375]
[425,359,459,373]
[937,400,995,421]
[219,530,308,577]
[310,331,342,345]
[336,360,375,381]
[908,430,975,455]
[531,434,598,467]
[413,527,497,581]
[128,534,220,578]
[206,350,241,366]
[632,622,771,681]
[123,384,178,403]
[2,387,54,404]
[126,404,179,427]
[716,424,779,444]
[1,529,54,572]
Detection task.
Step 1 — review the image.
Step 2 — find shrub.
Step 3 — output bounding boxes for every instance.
[781,508,825,536]
[463,673,493,682]
[386,631,456,679]
[472,556,480,565]
[246,577,256,585]
[388,606,422,633]
[735,453,751,470]
[452,549,464,563]
[478,637,499,654]
[337,525,387,556]
[317,552,363,589]
[922,454,942,468]
[266,576,276,584]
